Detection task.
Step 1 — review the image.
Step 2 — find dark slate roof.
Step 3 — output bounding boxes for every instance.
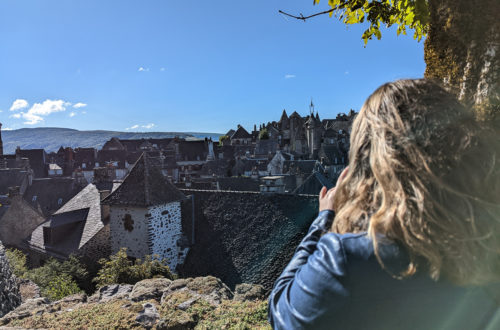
[29,183,103,256]
[17,149,47,178]
[230,126,252,139]
[23,177,80,217]
[293,171,334,195]
[318,145,347,165]
[225,129,235,137]
[0,169,29,195]
[178,140,207,161]
[102,137,125,150]
[283,160,317,174]
[217,177,260,192]
[201,160,229,177]
[255,140,279,155]
[102,153,185,206]
[74,148,97,169]
[279,109,289,123]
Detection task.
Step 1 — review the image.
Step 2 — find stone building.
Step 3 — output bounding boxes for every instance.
[102,153,190,272]
[0,187,45,250]
[28,183,110,266]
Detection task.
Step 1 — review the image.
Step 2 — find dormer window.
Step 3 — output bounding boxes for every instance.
[58,198,63,205]
[43,227,52,245]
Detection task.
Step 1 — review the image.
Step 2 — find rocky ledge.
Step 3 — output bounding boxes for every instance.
[0,276,269,329]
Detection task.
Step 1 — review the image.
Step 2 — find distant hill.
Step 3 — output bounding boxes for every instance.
[1,127,222,154]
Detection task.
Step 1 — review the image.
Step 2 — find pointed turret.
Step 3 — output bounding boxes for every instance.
[279,109,288,122]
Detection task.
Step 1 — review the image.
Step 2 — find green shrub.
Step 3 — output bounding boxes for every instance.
[5,248,28,278]
[44,274,82,301]
[93,248,173,287]
[259,128,269,140]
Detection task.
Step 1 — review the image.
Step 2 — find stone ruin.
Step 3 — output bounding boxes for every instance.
[0,240,21,317]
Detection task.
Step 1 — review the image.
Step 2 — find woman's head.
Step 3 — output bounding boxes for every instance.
[332,79,500,285]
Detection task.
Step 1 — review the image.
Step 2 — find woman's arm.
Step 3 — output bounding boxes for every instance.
[268,209,350,329]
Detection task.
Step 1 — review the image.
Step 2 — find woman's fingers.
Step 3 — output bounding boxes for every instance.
[319,186,327,200]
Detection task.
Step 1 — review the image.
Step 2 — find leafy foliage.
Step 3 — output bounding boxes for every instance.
[219,134,230,145]
[258,128,270,140]
[5,248,28,278]
[93,248,174,287]
[5,249,87,301]
[313,0,430,45]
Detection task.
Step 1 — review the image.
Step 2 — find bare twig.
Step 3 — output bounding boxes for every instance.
[278,9,334,21]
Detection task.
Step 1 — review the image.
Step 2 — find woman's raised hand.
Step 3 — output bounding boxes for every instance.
[319,167,348,212]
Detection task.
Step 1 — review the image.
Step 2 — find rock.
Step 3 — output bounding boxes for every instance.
[130,278,172,302]
[135,302,159,329]
[161,276,233,306]
[54,293,87,305]
[233,283,266,302]
[0,241,22,318]
[17,279,41,303]
[88,284,133,303]
[0,297,49,324]
[157,311,197,330]
[176,297,199,311]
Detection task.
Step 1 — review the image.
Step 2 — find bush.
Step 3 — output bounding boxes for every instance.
[93,248,173,287]
[5,248,28,278]
[259,128,269,140]
[43,274,82,301]
[5,249,88,300]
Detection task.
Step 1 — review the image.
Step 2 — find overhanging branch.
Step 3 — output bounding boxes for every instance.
[278,9,335,21]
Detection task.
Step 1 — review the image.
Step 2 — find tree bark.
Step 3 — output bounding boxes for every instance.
[424,0,500,119]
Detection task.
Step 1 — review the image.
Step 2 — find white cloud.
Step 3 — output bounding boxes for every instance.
[2,127,13,131]
[81,111,87,114]
[10,99,70,125]
[10,99,29,111]
[284,74,296,79]
[125,123,155,130]
[160,67,166,71]
[73,102,87,108]
[344,71,349,75]
[69,112,77,117]
[138,67,150,72]
[125,124,140,131]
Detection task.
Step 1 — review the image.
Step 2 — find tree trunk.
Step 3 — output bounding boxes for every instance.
[424,0,500,119]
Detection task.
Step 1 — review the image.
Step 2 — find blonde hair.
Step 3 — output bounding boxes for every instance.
[332,79,500,285]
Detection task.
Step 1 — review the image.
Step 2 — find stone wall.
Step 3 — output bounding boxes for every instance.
[109,206,149,259]
[0,240,21,317]
[178,190,318,291]
[148,202,189,272]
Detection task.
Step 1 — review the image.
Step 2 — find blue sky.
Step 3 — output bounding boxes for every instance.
[0,0,425,133]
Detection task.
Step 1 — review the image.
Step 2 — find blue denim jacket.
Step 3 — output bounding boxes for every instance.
[268,210,499,330]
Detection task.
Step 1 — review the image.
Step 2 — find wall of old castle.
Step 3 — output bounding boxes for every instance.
[109,206,150,260]
[178,190,317,291]
[0,240,21,318]
[147,202,189,272]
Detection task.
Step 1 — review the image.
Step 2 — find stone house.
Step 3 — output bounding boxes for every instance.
[28,183,110,266]
[102,153,190,272]
[0,187,45,250]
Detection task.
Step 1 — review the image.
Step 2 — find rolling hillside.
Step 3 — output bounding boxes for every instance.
[1,127,222,154]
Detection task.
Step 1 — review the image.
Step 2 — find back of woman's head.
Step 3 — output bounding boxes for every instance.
[332,79,500,285]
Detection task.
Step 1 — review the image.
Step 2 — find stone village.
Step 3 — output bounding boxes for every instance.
[0,104,355,289]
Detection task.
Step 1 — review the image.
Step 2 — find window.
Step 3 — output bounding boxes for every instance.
[43,227,52,245]
[32,195,37,202]
[58,198,63,205]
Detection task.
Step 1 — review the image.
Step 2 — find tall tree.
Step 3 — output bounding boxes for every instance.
[281,0,499,119]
